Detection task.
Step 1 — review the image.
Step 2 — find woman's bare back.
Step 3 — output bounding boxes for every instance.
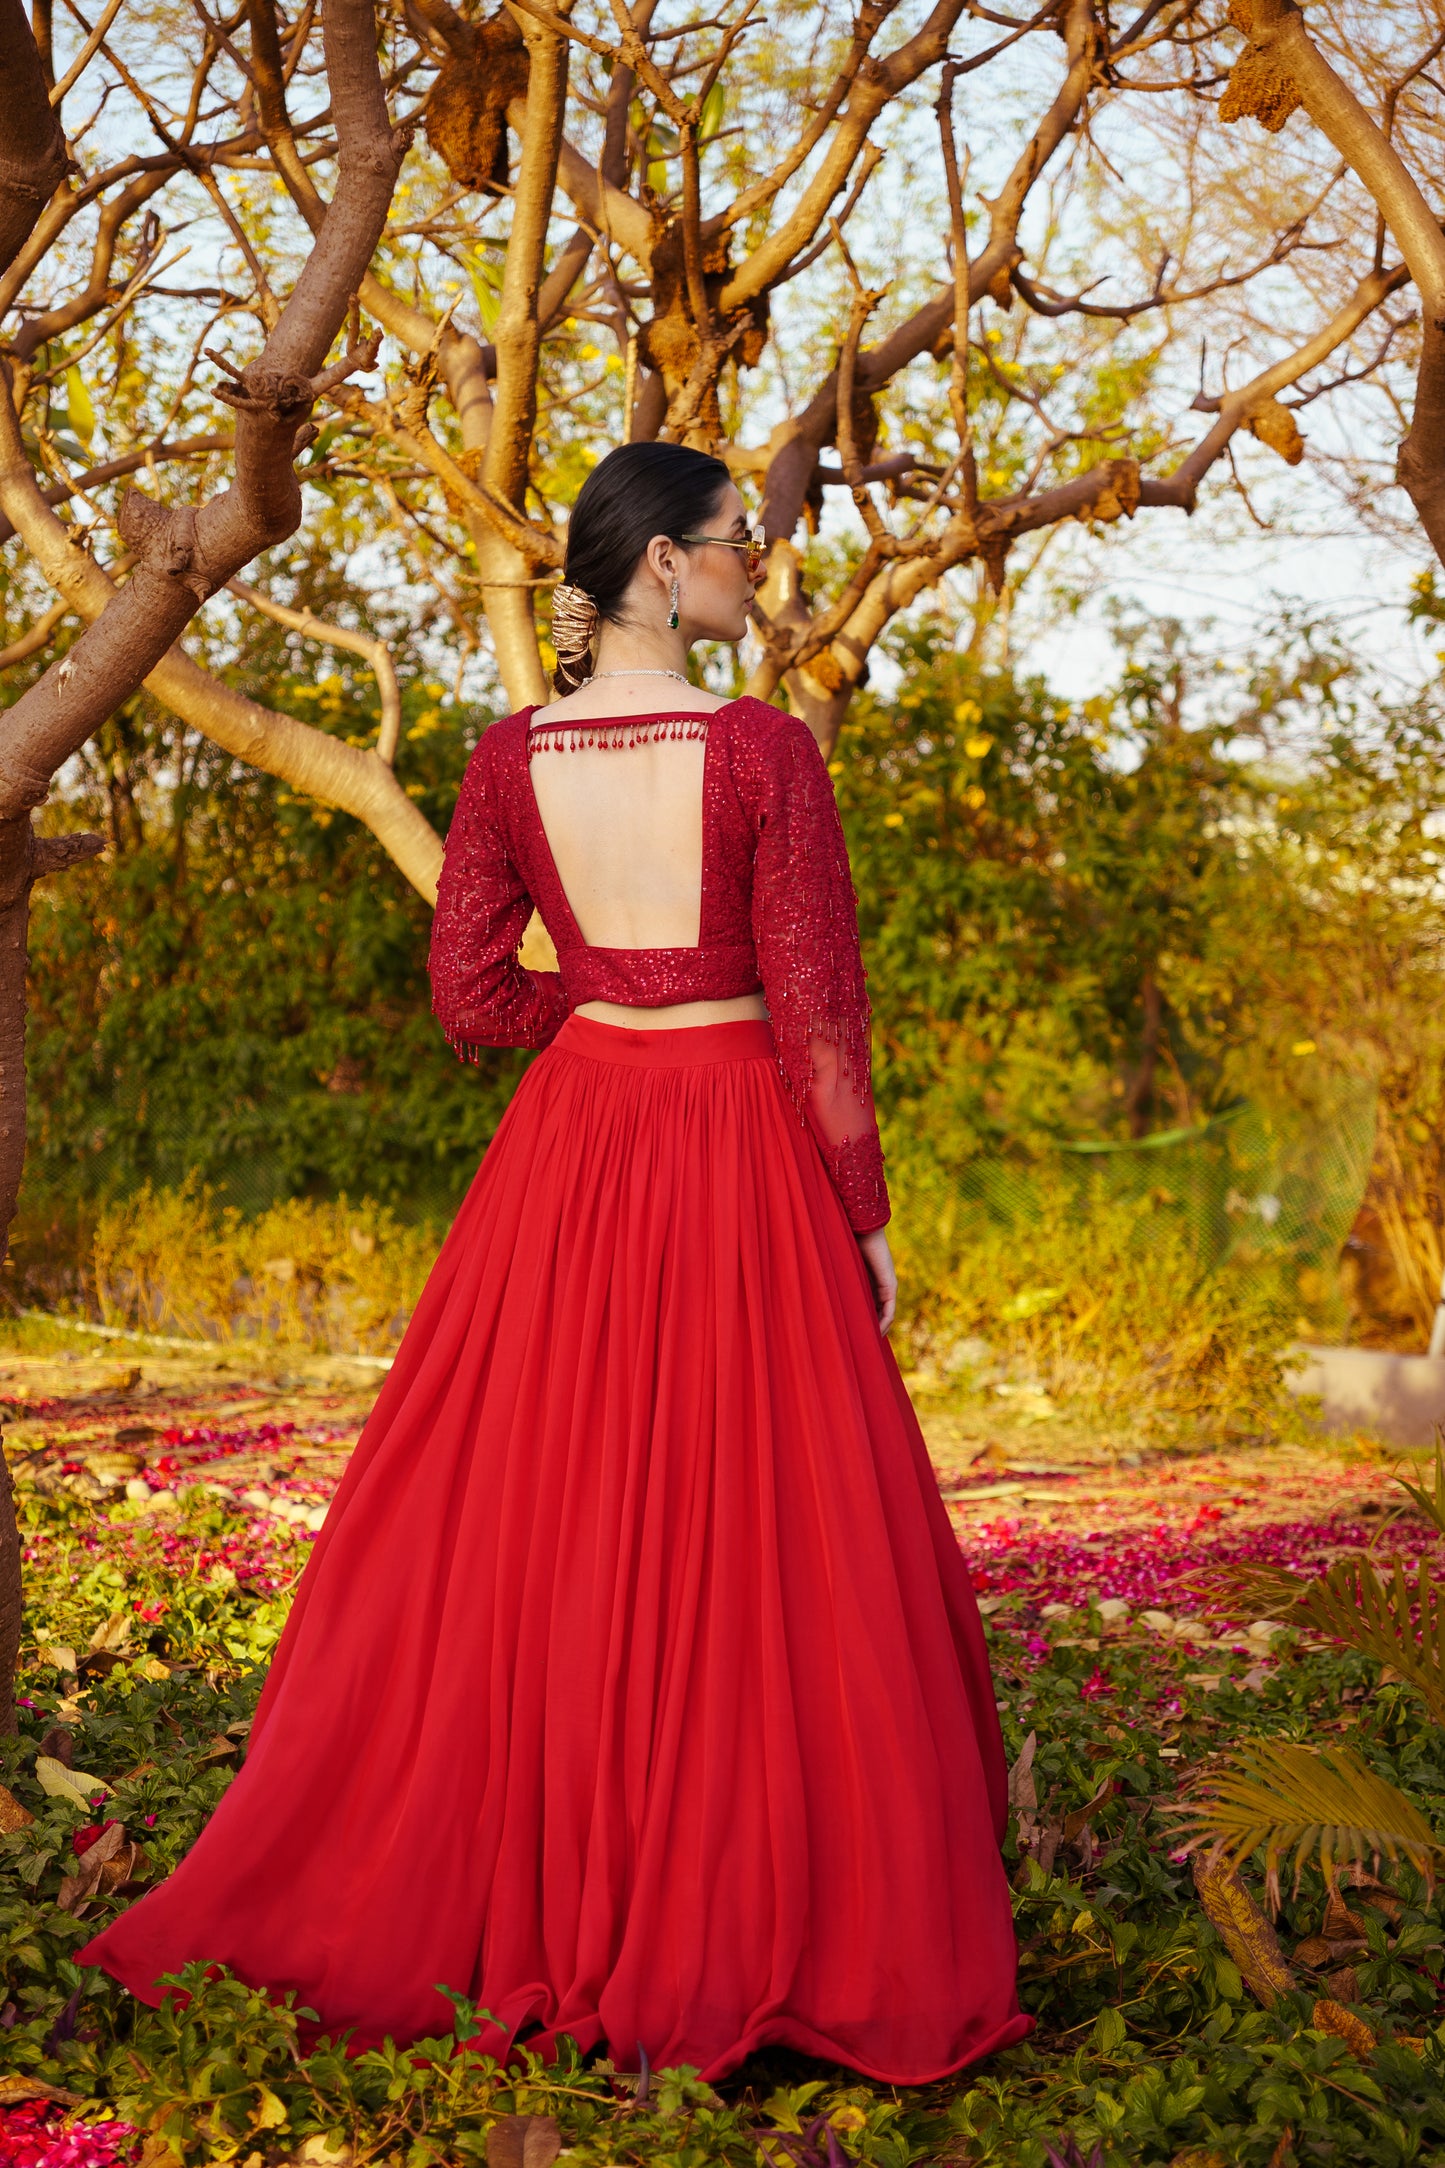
[525,700,767,1025]
[528,735,709,951]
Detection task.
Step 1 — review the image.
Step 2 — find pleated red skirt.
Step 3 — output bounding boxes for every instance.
[79,1014,1030,2083]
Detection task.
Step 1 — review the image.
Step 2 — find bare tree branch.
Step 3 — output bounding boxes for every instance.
[0,0,403,815]
[227,573,402,765]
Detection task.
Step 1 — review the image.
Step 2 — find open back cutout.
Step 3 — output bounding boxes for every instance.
[526,728,710,951]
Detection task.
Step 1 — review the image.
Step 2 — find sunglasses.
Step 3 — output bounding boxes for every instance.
[678,525,766,579]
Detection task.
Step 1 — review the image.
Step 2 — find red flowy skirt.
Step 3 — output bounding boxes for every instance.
[79,1015,1029,2083]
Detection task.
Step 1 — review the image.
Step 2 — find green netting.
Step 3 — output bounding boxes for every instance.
[889,1077,1378,1317]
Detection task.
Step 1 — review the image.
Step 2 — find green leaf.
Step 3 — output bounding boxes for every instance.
[456,246,503,336]
[65,366,95,449]
[1161,2083,1206,2123]
[698,80,725,141]
[251,2085,289,2130]
[1091,2006,1126,2054]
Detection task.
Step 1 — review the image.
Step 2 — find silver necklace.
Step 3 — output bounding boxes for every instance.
[589,667,692,688]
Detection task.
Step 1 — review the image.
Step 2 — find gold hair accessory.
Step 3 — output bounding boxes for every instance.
[551,582,599,674]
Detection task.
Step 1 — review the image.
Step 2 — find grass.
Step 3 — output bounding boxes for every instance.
[10,1165,1319,1441]
[3,1402,1445,2168]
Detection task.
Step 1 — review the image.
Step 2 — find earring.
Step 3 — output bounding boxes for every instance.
[667,577,680,631]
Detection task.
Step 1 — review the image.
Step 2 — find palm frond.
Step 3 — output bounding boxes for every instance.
[1201,1561,1320,1621]
[1295,1557,1445,1725]
[1173,1740,1441,1904]
[1394,1435,1445,1541]
[1206,1551,1445,1725]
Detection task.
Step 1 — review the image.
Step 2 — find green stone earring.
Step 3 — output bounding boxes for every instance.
[667,577,680,630]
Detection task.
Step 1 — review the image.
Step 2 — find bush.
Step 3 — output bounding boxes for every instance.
[88,1179,440,1354]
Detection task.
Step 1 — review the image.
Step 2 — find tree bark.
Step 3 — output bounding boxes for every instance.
[0,0,67,281]
[1250,0,1445,564]
[0,0,402,812]
[477,7,573,707]
[0,822,101,1736]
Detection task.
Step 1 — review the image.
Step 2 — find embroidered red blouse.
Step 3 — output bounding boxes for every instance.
[428,695,891,1232]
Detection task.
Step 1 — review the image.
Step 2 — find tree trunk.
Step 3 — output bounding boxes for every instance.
[0,818,101,1732]
[782,665,856,759]
[0,0,67,281]
[1124,971,1163,1139]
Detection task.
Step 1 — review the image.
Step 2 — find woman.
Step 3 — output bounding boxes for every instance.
[79,442,1029,2084]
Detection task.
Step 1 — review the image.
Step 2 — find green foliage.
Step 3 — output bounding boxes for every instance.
[7,1478,1445,2164]
[89,1179,437,1353]
[16,565,526,1286]
[19,601,1445,1405]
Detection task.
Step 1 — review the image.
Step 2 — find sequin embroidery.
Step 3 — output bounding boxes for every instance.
[428,697,890,1232]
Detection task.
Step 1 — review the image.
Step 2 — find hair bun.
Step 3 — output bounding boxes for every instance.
[551,582,599,680]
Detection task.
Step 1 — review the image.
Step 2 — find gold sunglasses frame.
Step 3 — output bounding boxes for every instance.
[678,527,766,579]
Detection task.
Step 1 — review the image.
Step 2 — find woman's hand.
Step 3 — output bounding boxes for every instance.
[856,1226,897,1334]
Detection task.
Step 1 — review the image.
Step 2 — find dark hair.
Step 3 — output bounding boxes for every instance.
[553,441,731,691]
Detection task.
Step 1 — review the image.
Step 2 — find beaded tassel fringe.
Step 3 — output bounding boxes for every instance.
[527,716,712,756]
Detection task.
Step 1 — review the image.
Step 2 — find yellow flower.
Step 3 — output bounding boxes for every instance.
[884,812,905,828]
[953,699,982,725]
[1291,1039,1317,1057]
[964,785,986,810]
[965,732,994,759]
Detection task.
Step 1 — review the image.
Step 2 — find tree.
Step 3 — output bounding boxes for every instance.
[3,0,1442,1697]
[1209,0,1445,560]
[0,0,407,1725]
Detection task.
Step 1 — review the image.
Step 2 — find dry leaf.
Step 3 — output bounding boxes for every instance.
[1191,1851,1295,2006]
[986,262,1015,310]
[1063,1780,1115,1845]
[1323,1964,1360,2002]
[485,2116,562,2168]
[1084,459,1141,524]
[290,2139,354,2167]
[1246,398,1305,465]
[1321,1889,1369,1942]
[1219,46,1301,131]
[56,1821,127,1914]
[1342,1866,1403,1921]
[1008,1732,1038,1821]
[195,1736,240,1767]
[1312,1997,1376,2056]
[0,2077,85,2107]
[135,2137,184,2168]
[0,1786,34,1835]
[35,1757,111,1809]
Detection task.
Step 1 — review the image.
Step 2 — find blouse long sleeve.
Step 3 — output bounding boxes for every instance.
[429,734,569,1056]
[750,715,891,1234]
